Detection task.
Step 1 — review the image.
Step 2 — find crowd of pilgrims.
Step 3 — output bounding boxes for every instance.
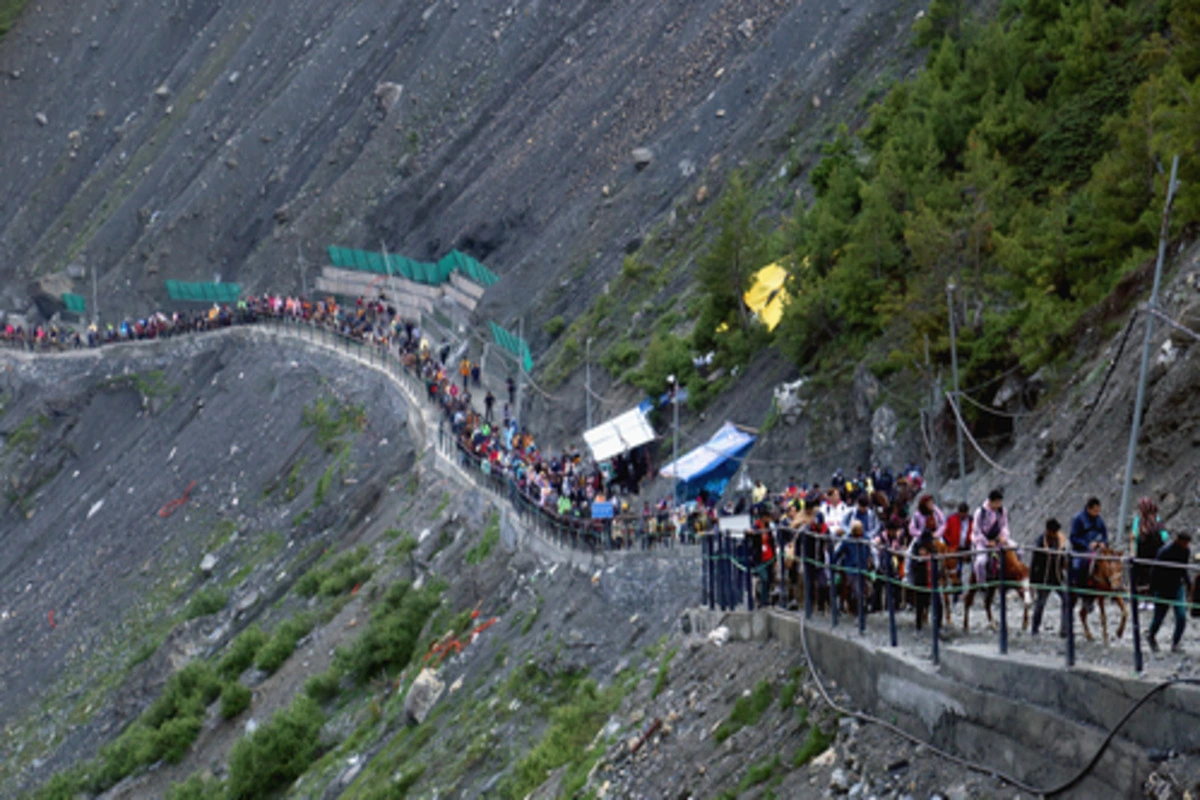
[1,294,412,349]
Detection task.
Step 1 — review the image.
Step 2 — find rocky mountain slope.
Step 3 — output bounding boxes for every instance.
[0,0,919,326]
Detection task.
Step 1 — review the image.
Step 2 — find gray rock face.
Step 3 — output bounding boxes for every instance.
[870,404,898,468]
[853,364,879,422]
[405,668,445,725]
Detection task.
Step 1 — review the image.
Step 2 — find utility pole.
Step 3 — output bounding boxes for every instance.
[515,316,525,430]
[91,265,100,326]
[1117,155,1180,551]
[668,374,680,504]
[947,282,968,505]
[297,241,307,298]
[585,337,593,431]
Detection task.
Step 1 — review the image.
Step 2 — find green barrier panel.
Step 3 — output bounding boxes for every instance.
[61,293,87,314]
[165,280,242,303]
[327,246,498,289]
[489,320,533,372]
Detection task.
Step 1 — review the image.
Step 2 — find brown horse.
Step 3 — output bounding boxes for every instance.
[934,542,966,626]
[1079,546,1128,644]
[963,547,1032,632]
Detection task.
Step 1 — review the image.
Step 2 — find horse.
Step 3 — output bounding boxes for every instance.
[963,547,1033,633]
[1078,546,1127,644]
[934,541,967,627]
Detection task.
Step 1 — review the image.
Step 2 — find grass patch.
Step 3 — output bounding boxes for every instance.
[792,723,833,768]
[500,675,625,799]
[227,694,325,800]
[464,512,500,565]
[740,754,783,791]
[652,646,679,699]
[714,680,774,743]
[521,595,543,636]
[183,587,228,620]
[6,412,48,454]
[255,612,316,675]
[302,396,366,453]
[779,667,804,710]
[0,0,31,39]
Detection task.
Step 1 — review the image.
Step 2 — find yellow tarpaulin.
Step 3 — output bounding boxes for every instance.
[743,262,791,331]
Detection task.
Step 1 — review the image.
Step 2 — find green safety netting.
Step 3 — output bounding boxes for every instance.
[489,321,533,372]
[327,247,498,288]
[165,280,242,303]
[61,293,87,314]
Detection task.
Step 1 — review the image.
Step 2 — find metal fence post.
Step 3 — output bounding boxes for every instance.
[1065,561,1075,668]
[1130,554,1144,673]
[744,538,754,612]
[830,545,839,630]
[932,555,941,665]
[885,545,897,647]
[857,563,866,634]
[803,528,814,620]
[999,547,1009,655]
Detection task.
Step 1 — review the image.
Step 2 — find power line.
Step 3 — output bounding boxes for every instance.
[943,389,1029,478]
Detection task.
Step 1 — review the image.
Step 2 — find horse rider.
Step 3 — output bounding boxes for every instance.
[1069,497,1108,585]
[971,489,1013,584]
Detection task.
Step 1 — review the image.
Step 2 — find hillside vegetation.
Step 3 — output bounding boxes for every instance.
[652,0,1200,400]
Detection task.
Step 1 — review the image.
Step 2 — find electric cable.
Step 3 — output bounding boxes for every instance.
[944,389,1029,477]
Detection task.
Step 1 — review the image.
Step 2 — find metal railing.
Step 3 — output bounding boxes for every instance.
[703,526,1200,674]
[1,311,705,556]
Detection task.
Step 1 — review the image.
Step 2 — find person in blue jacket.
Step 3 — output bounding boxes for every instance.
[1069,497,1108,584]
[833,521,873,613]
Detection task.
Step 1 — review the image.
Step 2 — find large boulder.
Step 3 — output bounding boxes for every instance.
[404,668,445,725]
[772,377,807,425]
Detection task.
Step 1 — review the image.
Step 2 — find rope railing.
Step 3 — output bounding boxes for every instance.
[702,525,1199,673]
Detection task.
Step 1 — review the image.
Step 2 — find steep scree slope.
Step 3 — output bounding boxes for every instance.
[0,0,919,326]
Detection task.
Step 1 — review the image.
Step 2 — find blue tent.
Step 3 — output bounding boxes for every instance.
[660,422,756,501]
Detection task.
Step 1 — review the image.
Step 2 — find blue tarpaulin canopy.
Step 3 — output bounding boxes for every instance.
[659,422,756,501]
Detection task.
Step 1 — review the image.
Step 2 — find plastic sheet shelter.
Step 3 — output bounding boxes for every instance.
[659,422,757,501]
[742,262,791,332]
[583,407,656,463]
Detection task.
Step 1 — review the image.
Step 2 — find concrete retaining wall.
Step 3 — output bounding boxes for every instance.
[687,607,1200,798]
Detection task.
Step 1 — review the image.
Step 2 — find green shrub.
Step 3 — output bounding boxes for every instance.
[543,315,567,339]
[335,581,442,684]
[296,546,373,598]
[304,667,343,704]
[167,773,226,800]
[218,625,268,681]
[220,681,253,719]
[256,613,316,675]
[601,340,642,374]
[184,587,228,620]
[227,695,325,800]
